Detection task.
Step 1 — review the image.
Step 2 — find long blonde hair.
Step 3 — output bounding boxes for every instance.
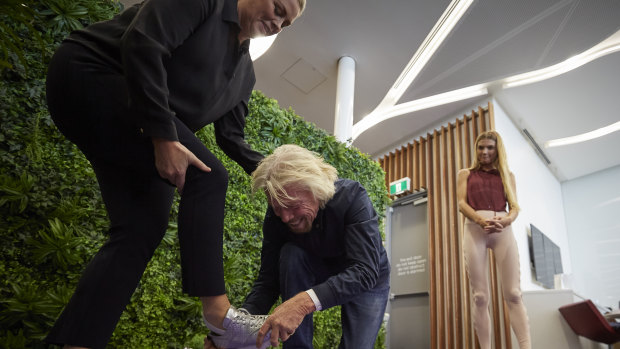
[297,0,307,14]
[469,131,520,211]
[252,144,338,208]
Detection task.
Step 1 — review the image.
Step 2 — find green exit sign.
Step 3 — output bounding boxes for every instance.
[389,177,410,195]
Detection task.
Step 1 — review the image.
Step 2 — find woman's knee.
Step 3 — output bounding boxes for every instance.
[473,291,490,308]
[504,288,523,306]
[185,163,228,195]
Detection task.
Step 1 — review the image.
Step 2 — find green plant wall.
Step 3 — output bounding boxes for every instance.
[0,1,390,348]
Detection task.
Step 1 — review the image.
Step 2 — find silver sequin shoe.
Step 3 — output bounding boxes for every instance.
[206,306,271,349]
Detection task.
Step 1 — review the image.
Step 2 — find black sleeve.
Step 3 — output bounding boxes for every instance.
[312,183,383,309]
[120,0,212,141]
[214,100,264,175]
[242,211,284,314]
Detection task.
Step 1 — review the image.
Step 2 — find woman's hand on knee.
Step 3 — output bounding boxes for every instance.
[152,138,211,193]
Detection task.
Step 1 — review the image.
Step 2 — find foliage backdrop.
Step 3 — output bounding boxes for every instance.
[0,1,390,348]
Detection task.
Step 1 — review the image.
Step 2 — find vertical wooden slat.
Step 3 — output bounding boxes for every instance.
[466,112,477,349]
[394,149,402,199]
[413,140,420,190]
[447,122,464,347]
[386,156,390,186]
[395,148,402,183]
[427,133,438,349]
[386,155,391,191]
[455,120,464,172]
[478,106,488,132]
[488,101,496,130]
[489,251,502,347]
[475,109,484,135]
[401,146,407,181]
[400,146,405,181]
[400,145,407,197]
[401,148,406,178]
[455,118,475,349]
[420,138,427,189]
[473,109,478,134]
[407,142,413,191]
[503,300,512,349]
[437,127,449,348]
[432,130,450,348]
[389,152,396,184]
[464,115,473,169]
[499,101,512,347]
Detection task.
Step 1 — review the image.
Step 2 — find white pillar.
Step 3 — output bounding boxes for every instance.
[334,56,355,144]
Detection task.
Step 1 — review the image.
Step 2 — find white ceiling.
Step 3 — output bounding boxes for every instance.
[252,0,620,182]
[120,0,620,182]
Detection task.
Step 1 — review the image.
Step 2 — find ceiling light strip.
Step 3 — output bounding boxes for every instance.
[413,0,573,97]
[352,84,487,140]
[393,1,459,88]
[376,0,474,111]
[503,30,620,88]
[544,121,620,148]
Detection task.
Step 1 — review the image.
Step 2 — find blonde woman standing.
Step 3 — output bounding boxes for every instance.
[457,131,531,349]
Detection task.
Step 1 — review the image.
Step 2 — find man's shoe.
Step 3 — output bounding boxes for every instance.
[206,306,271,349]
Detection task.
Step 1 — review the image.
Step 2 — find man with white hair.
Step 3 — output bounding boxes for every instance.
[242,144,390,349]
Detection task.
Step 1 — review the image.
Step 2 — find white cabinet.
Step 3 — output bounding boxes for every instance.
[511,289,607,349]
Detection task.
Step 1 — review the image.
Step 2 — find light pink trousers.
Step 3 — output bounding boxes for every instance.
[463,210,531,349]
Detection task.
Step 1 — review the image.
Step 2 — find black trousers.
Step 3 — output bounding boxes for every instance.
[44,42,227,348]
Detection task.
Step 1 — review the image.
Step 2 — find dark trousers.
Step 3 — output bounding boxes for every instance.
[279,243,389,349]
[44,42,227,348]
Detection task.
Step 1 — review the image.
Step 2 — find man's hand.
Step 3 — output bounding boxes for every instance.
[204,336,218,349]
[257,292,316,348]
[152,138,211,193]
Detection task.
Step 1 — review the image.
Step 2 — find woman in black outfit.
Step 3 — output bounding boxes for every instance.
[44,0,304,348]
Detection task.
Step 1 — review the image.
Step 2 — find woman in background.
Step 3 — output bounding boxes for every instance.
[457,131,531,349]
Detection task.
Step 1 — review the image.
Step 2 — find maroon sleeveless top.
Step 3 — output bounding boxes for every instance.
[466,169,507,212]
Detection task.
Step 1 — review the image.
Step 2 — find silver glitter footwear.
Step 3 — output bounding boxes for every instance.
[207,306,271,349]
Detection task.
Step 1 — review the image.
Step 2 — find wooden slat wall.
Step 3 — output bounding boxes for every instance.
[378,102,511,349]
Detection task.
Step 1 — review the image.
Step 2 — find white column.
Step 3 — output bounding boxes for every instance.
[333,56,355,144]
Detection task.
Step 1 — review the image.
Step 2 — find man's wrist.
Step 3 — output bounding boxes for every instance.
[304,289,322,312]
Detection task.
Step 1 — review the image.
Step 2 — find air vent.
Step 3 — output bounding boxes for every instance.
[522,128,551,164]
